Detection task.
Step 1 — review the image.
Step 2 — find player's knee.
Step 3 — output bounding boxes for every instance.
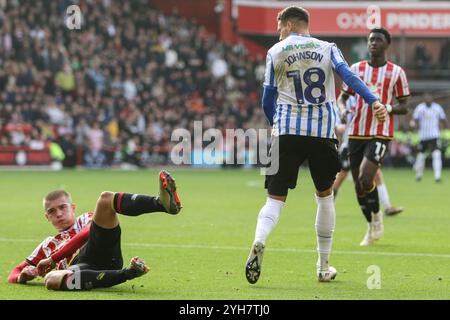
[44,270,69,291]
[97,191,114,207]
[358,175,373,192]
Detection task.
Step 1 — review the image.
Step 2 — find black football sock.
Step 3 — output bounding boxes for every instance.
[61,269,138,291]
[357,195,372,222]
[365,185,380,214]
[113,192,167,215]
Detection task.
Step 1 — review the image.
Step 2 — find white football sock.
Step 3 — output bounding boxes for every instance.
[372,211,382,222]
[415,152,426,179]
[254,197,285,245]
[315,193,336,271]
[377,183,391,210]
[432,149,442,180]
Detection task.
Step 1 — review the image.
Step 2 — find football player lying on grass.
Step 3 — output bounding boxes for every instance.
[8,171,181,291]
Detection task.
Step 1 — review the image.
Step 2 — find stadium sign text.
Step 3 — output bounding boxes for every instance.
[386,13,450,30]
[236,2,450,36]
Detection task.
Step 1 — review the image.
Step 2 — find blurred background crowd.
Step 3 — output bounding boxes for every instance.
[0,0,449,169]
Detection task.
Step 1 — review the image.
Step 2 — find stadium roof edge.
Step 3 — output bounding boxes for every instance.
[233,0,450,9]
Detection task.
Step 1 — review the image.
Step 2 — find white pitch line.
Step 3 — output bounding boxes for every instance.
[2,238,448,259]
[124,242,450,259]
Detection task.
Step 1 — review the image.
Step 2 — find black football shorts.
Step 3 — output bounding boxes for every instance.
[348,138,390,169]
[264,135,341,196]
[74,221,123,271]
[418,138,440,153]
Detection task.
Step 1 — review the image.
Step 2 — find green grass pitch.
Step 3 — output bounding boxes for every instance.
[0,168,449,300]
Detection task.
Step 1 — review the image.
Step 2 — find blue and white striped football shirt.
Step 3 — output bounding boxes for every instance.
[413,102,446,140]
[264,34,347,139]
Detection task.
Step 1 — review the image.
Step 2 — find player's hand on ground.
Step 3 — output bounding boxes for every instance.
[36,257,56,277]
[18,266,38,283]
[372,101,387,122]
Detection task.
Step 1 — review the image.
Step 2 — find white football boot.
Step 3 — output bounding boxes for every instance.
[317,266,337,282]
[360,223,375,246]
[371,212,384,240]
[245,242,265,284]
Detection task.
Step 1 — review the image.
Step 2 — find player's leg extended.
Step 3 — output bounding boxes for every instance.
[432,141,442,182]
[359,157,381,213]
[350,157,375,246]
[246,136,298,284]
[333,147,351,199]
[332,169,349,200]
[309,138,340,282]
[355,138,388,219]
[77,194,124,271]
[110,170,182,217]
[159,170,182,214]
[375,169,403,216]
[350,165,371,221]
[45,258,149,291]
[414,141,426,181]
[375,170,389,209]
[95,191,120,229]
[359,157,384,241]
[254,194,286,246]
[314,187,337,282]
[245,193,285,284]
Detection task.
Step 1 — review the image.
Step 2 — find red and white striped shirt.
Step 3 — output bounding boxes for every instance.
[342,60,410,139]
[26,212,93,270]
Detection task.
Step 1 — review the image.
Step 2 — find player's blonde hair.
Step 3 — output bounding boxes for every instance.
[43,190,73,208]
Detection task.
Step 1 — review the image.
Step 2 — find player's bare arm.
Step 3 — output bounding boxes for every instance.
[337,91,351,120]
[389,96,410,115]
[334,59,384,122]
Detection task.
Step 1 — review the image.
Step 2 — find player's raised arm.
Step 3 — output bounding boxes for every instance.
[337,91,351,121]
[261,52,278,126]
[441,117,449,129]
[390,96,410,115]
[438,105,449,129]
[331,45,386,121]
[390,67,411,115]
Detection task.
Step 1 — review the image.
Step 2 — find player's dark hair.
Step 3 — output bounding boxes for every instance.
[277,6,309,25]
[369,28,391,44]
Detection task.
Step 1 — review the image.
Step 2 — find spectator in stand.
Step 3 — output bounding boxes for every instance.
[55,63,76,97]
[415,43,432,74]
[0,1,313,168]
[85,121,105,168]
[439,39,450,70]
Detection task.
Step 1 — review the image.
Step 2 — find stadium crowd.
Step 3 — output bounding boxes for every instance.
[0,0,266,167]
[0,0,449,168]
